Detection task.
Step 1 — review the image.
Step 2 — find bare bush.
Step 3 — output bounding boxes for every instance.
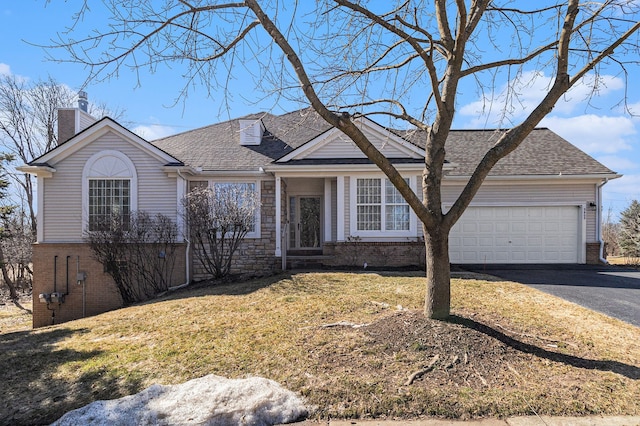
[183,185,260,279]
[84,211,179,305]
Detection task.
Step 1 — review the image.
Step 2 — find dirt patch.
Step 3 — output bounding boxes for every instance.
[308,309,531,392]
[362,310,523,388]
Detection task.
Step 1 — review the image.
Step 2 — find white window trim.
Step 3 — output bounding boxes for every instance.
[206,179,262,239]
[349,175,416,238]
[82,150,138,231]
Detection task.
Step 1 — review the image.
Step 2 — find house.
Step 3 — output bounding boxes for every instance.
[19,105,619,327]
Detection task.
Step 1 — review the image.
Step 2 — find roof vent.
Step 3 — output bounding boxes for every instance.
[78,91,88,113]
[239,119,265,146]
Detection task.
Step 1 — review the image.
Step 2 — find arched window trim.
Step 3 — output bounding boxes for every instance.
[82,150,138,231]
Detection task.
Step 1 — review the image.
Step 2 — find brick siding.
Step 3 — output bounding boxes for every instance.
[586,242,603,264]
[32,243,186,328]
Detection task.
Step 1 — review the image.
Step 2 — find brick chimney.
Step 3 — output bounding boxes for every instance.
[57,91,97,145]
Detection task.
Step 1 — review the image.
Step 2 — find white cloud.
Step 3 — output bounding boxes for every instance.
[602,174,640,218]
[0,63,11,76]
[458,71,625,127]
[540,114,636,154]
[626,101,640,117]
[553,74,624,115]
[596,155,639,172]
[132,124,176,140]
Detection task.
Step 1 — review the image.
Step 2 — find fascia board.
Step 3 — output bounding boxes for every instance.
[442,173,622,184]
[16,165,56,177]
[266,163,431,175]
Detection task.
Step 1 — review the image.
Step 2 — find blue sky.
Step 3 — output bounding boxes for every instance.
[1,1,639,219]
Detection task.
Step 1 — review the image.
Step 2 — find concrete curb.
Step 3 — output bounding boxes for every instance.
[293,415,640,426]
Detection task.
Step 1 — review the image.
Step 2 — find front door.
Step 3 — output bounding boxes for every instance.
[289,196,321,250]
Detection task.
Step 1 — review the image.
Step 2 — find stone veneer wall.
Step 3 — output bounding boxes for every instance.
[32,243,186,328]
[323,241,426,269]
[191,180,280,281]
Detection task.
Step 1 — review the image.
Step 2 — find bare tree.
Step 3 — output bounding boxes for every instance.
[84,211,180,304]
[183,185,260,279]
[602,207,620,258]
[0,75,127,236]
[53,1,640,318]
[0,153,19,302]
[619,200,640,261]
[0,209,34,295]
[0,75,74,234]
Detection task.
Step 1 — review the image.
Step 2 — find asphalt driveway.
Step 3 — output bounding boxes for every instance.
[461,264,640,327]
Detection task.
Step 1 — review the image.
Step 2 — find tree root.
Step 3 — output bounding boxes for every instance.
[405,354,440,385]
[320,321,370,329]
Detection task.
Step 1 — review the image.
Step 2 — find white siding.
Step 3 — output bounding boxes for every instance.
[304,127,421,160]
[43,131,178,242]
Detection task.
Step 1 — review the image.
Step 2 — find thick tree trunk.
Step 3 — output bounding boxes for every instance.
[424,225,451,319]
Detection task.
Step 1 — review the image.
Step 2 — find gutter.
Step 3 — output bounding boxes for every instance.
[596,178,610,264]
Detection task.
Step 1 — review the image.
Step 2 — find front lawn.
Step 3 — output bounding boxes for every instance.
[0,271,638,425]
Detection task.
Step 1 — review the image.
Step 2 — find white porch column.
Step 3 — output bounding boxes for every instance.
[337,175,345,241]
[324,178,332,242]
[275,176,282,256]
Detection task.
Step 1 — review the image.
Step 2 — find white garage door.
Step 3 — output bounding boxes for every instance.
[449,206,580,264]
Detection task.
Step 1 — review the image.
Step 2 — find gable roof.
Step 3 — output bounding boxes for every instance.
[29,117,182,167]
[151,108,615,177]
[276,116,425,163]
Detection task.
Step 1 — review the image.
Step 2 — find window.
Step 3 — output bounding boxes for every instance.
[88,179,131,231]
[82,150,138,232]
[213,182,258,233]
[355,177,411,233]
[384,179,410,231]
[188,180,261,237]
[356,178,381,230]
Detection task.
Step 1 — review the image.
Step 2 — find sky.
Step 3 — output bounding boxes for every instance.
[1,1,639,219]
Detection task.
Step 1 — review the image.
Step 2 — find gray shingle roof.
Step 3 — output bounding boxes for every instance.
[151,109,615,176]
[152,109,332,171]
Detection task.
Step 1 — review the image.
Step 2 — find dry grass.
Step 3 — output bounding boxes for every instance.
[0,272,638,425]
[0,301,32,334]
[607,256,640,267]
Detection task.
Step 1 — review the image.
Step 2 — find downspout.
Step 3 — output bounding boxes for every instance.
[596,178,609,264]
[170,169,191,291]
